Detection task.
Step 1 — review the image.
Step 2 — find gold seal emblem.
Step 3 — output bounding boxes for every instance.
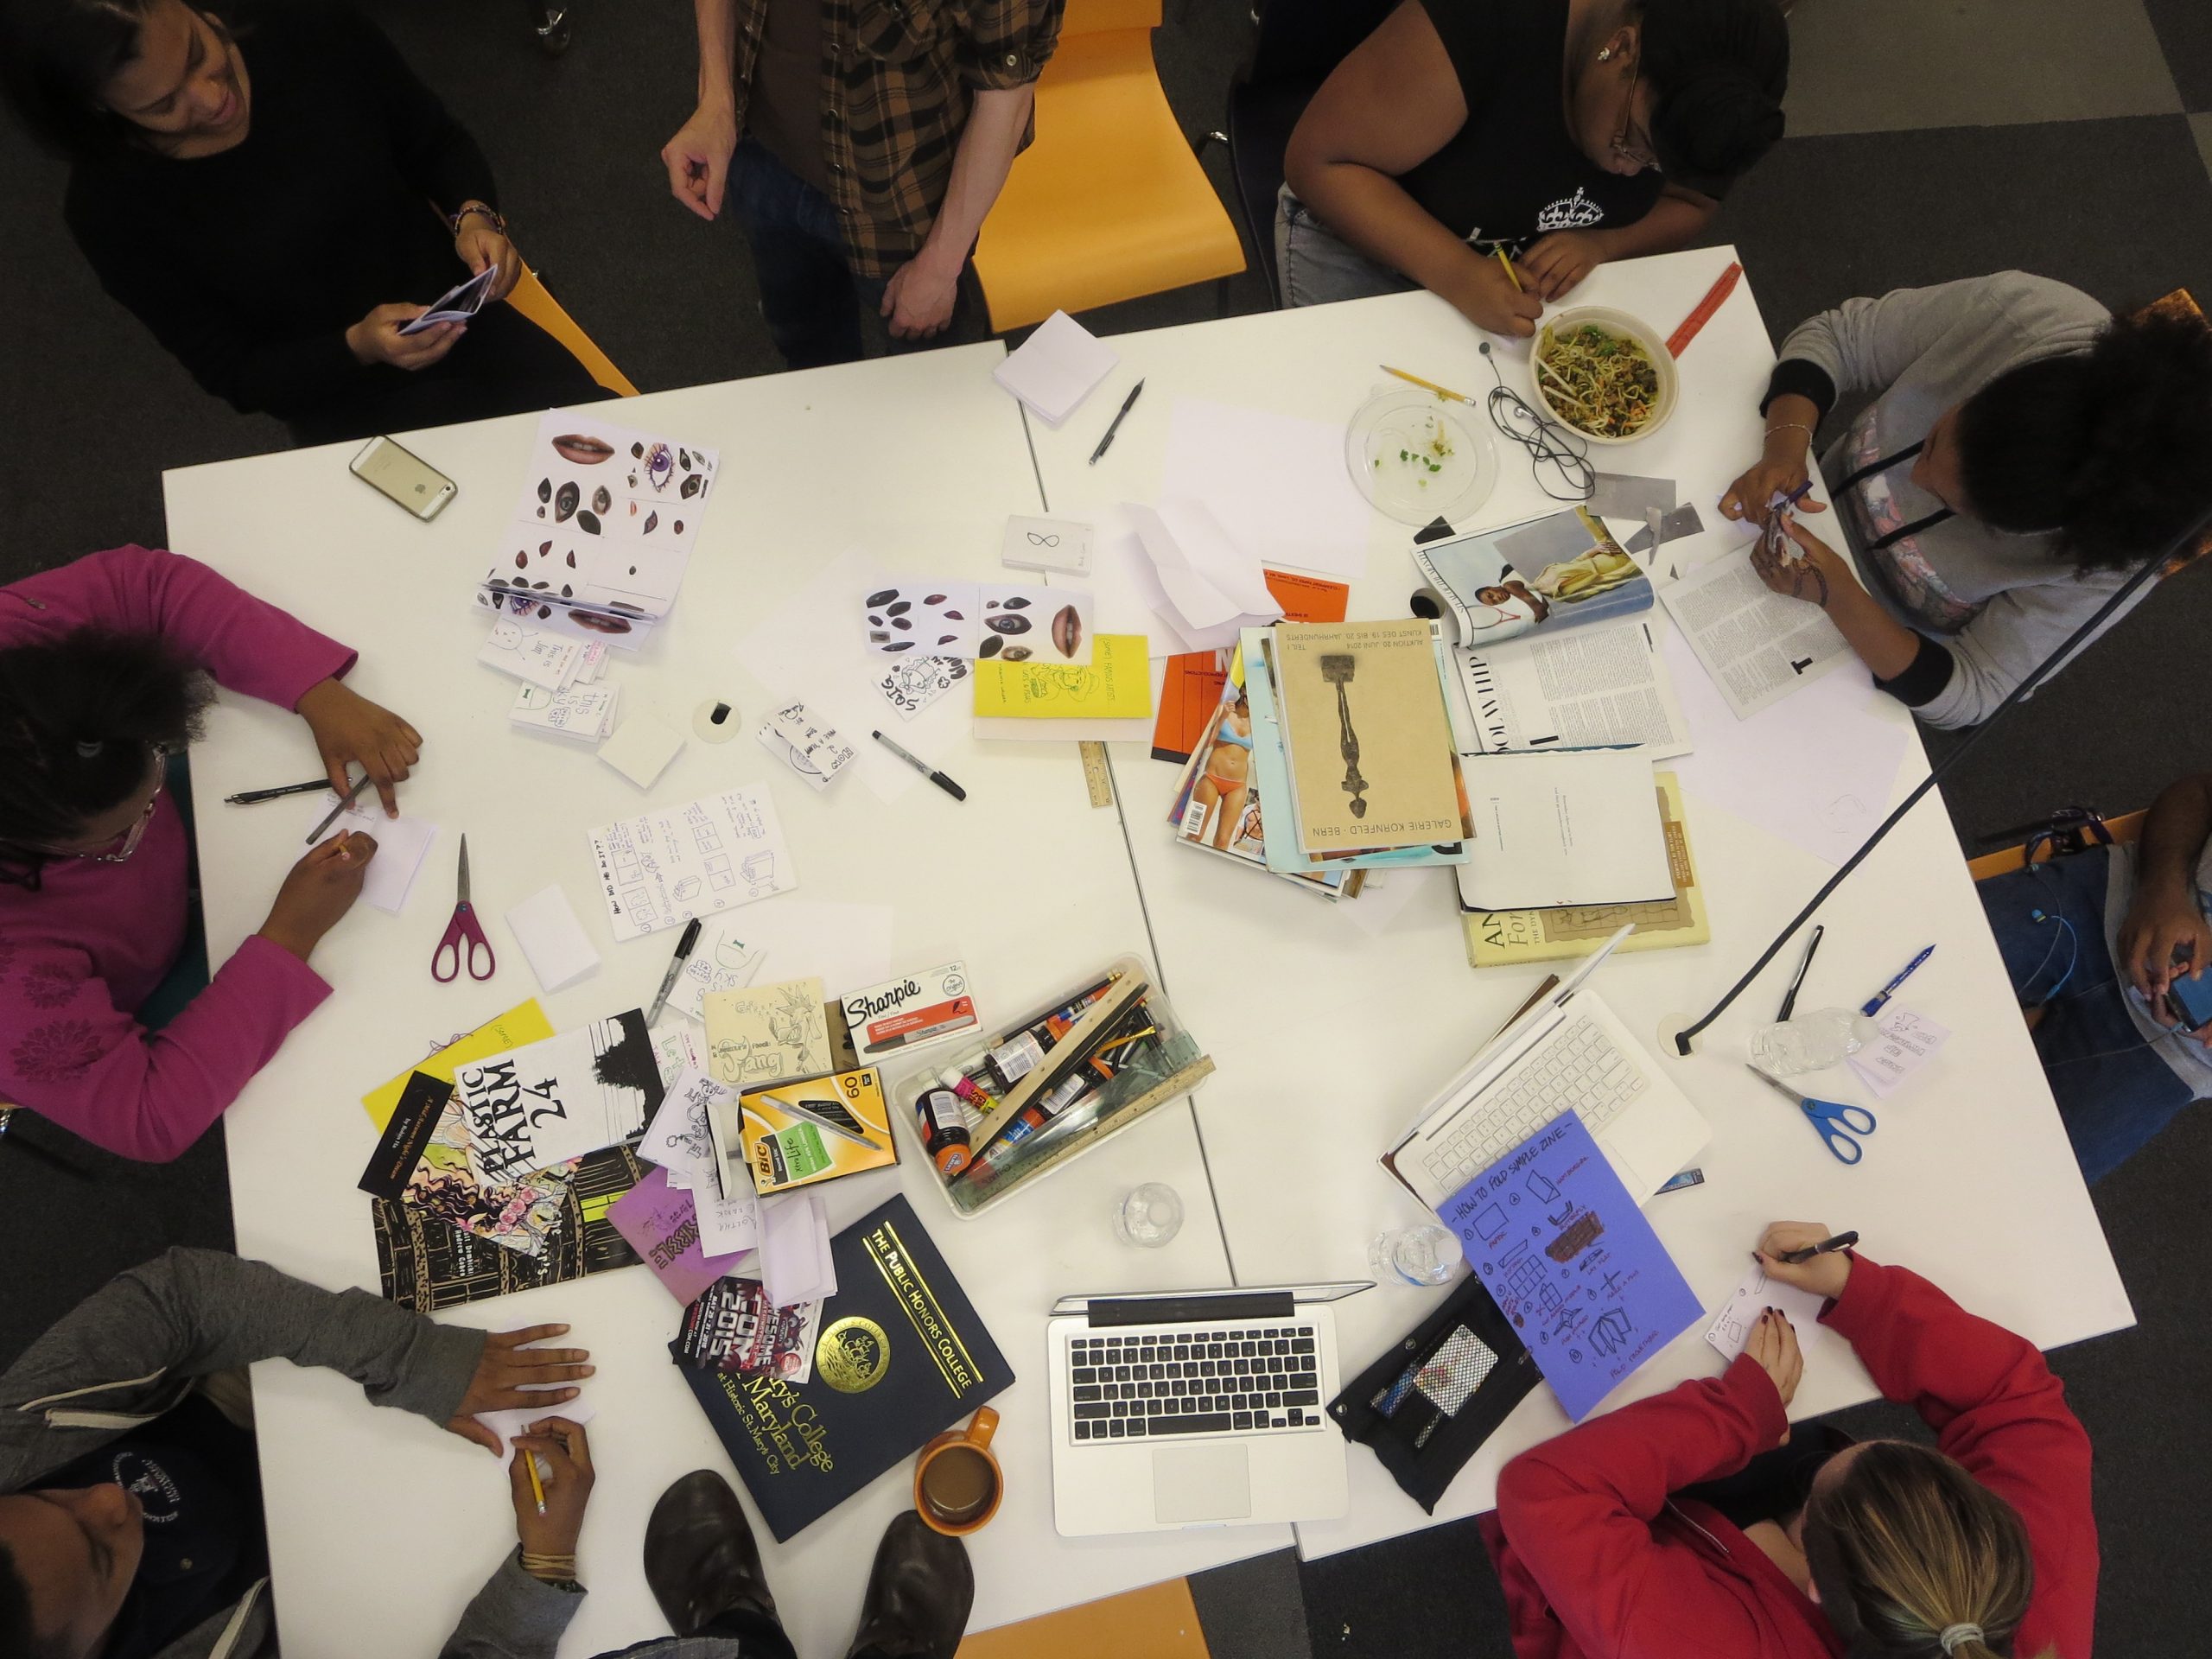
[817,1316,891,1394]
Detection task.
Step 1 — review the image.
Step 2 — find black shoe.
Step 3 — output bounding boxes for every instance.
[643,1470,780,1638]
[847,1512,974,1659]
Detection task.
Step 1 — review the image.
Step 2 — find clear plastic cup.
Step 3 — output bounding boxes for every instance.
[1113,1182,1184,1248]
[1369,1224,1463,1287]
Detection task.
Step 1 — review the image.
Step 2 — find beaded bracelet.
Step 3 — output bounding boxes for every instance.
[450,202,508,238]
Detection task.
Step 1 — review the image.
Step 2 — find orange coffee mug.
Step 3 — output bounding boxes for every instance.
[913,1406,1002,1535]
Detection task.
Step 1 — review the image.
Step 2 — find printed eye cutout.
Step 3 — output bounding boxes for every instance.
[553,481,579,523]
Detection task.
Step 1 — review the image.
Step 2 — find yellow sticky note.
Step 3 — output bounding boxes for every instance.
[971,634,1152,718]
[360,1000,553,1128]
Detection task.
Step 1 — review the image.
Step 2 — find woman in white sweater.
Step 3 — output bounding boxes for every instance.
[1719,272,2212,728]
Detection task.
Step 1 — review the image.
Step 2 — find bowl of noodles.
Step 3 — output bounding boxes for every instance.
[1528,308,1677,444]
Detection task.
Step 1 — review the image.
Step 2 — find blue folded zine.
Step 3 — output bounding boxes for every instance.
[1436,1110,1700,1421]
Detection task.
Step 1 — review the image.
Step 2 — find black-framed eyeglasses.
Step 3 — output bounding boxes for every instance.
[1611,57,1662,172]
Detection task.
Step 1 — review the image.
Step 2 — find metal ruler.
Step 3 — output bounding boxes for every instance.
[1078,741,1114,809]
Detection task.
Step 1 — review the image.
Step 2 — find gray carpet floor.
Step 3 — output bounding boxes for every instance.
[2,3,2207,1654]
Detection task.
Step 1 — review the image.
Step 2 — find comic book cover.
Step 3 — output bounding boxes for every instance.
[675,1277,823,1384]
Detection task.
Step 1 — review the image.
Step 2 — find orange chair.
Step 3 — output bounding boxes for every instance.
[974,0,1247,332]
[507,264,639,397]
[1967,810,2145,883]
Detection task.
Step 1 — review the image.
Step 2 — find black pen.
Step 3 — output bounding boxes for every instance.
[645,917,703,1027]
[1779,1230,1858,1264]
[1777,924,1824,1021]
[1088,378,1145,466]
[226,777,337,806]
[871,731,965,802]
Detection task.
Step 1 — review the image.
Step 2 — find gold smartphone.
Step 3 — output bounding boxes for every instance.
[349,435,457,521]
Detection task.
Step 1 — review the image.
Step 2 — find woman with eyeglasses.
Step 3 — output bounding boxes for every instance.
[0,545,418,1161]
[1278,0,1789,329]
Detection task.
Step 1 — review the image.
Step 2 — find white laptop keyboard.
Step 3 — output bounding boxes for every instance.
[1419,1013,1648,1194]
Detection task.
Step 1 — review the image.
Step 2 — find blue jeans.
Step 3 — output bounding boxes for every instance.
[726,139,990,370]
[1977,846,2204,1182]
[1274,185,1416,309]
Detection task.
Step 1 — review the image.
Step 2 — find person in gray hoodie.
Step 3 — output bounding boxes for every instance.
[1719,271,2212,728]
[0,1249,591,1659]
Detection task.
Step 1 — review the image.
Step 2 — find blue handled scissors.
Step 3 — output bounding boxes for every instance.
[1745,1064,1876,1165]
[431,834,496,982]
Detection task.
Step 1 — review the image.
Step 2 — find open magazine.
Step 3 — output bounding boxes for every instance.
[1413,506,1653,650]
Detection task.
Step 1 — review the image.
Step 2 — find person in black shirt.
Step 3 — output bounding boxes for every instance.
[1281,0,1788,330]
[0,0,609,443]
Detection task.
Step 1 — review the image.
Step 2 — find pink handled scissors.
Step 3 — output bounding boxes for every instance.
[431,834,496,982]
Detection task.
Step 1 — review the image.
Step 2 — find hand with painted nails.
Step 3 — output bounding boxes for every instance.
[447,1324,594,1453]
[1744,1304,1804,1432]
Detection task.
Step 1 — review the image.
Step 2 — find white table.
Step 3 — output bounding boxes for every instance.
[163,344,1289,1659]
[1025,249,2136,1560]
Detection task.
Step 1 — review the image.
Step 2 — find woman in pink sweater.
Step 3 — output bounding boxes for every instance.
[0,545,421,1161]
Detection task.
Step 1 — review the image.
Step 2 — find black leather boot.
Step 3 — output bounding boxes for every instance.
[847,1512,974,1659]
[643,1470,780,1638]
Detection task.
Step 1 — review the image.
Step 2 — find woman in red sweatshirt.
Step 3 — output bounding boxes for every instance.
[0,545,421,1161]
[1489,1221,2094,1659]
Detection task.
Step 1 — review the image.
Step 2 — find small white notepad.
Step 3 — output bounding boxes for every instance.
[505,884,601,992]
[994,310,1117,428]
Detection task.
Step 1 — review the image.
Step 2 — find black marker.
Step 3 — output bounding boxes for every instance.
[1088,379,1145,466]
[645,917,702,1027]
[1779,1230,1858,1265]
[1777,925,1824,1021]
[871,731,965,803]
[226,777,338,806]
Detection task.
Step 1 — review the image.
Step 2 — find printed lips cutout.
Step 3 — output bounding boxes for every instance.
[551,434,615,466]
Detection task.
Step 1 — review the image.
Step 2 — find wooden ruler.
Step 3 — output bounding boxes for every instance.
[1078,741,1114,809]
[1666,260,1743,357]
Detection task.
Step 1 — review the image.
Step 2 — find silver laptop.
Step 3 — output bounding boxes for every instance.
[1048,1282,1369,1537]
[1385,926,1710,1208]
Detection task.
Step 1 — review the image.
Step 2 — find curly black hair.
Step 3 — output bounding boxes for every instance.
[0,626,213,887]
[1639,0,1791,194]
[1956,305,2212,572]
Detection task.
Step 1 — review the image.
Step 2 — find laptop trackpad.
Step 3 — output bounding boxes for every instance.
[1153,1444,1251,1524]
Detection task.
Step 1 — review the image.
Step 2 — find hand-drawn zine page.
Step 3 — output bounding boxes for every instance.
[588,786,798,942]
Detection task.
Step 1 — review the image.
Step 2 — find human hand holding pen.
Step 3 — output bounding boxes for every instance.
[1755,1221,1853,1301]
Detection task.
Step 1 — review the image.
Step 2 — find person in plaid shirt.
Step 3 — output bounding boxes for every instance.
[662,0,1064,368]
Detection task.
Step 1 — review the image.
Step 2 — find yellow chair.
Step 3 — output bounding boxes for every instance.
[957,1576,1210,1657]
[974,0,1248,333]
[507,264,639,397]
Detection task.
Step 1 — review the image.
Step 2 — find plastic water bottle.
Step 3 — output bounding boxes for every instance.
[1369,1224,1462,1287]
[1748,1007,1878,1077]
[1113,1183,1184,1248]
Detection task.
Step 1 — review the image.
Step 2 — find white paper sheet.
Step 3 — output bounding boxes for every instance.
[597,712,686,789]
[1340,866,1449,939]
[1662,626,1911,867]
[735,549,968,804]
[305,799,438,916]
[993,310,1117,427]
[731,897,894,1000]
[587,786,798,942]
[695,1174,762,1258]
[670,918,767,1023]
[1703,1260,1831,1363]
[475,1398,601,1471]
[1657,548,1853,719]
[477,622,582,690]
[638,1066,728,1186]
[1847,1005,1950,1098]
[860,577,1094,665]
[504,883,601,993]
[754,699,858,791]
[758,1191,837,1307]
[1453,750,1674,910]
[1160,399,1375,581]
[1452,616,1692,760]
[1122,499,1283,653]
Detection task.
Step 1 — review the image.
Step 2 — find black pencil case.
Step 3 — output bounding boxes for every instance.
[1328,1273,1541,1513]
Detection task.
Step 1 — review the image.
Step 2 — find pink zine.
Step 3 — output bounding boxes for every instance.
[609,1166,749,1306]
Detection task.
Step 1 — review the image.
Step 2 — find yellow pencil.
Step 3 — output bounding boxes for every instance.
[1379,365,1474,405]
[1494,245,1524,293]
[523,1446,548,1516]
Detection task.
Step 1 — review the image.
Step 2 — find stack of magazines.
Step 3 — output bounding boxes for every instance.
[1165,618,1474,900]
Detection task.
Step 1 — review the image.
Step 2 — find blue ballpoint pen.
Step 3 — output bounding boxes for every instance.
[1861,945,1935,1016]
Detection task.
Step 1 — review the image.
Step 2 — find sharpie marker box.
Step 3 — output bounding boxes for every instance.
[842,962,980,1060]
[732,1065,899,1194]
